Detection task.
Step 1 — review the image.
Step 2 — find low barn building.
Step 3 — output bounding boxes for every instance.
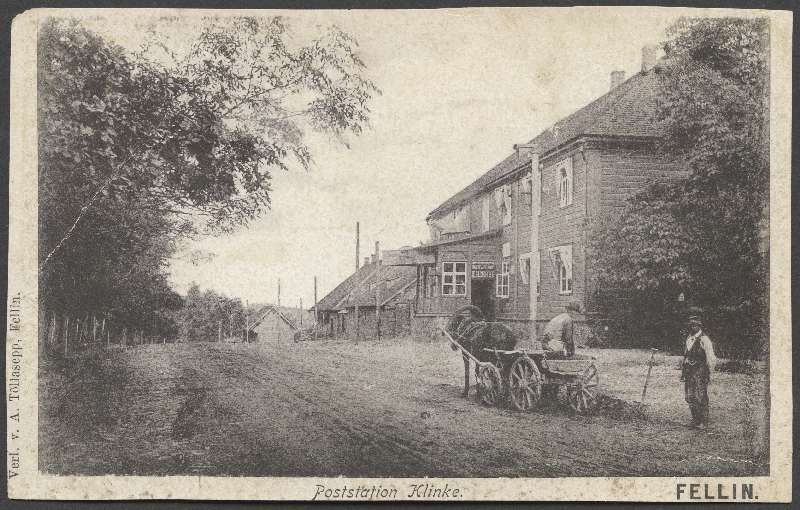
[336,263,417,338]
[316,258,380,337]
[248,305,300,343]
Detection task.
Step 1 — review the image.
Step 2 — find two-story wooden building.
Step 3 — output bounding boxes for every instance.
[405,52,685,345]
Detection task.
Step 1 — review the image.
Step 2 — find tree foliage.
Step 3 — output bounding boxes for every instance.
[591,17,769,356]
[38,17,376,341]
[177,284,248,342]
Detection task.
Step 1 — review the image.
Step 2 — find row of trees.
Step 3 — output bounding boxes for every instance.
[591,18,769,357]
[179,284,250,342]
[38,17,376,346]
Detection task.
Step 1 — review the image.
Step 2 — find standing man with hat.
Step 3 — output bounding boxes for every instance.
[681,310,717,429]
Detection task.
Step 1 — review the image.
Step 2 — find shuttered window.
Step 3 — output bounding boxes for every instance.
[548,245,573,294]
[557,157,573,207]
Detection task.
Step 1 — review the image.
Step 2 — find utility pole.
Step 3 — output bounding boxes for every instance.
[299,298,303,327]
[375,241,381,340]
[313,276,318,341]
[314,276,318,324]
[245,299,249,343]
[277,278,281,308]
[355,221,360,271]
[529,151,541,346]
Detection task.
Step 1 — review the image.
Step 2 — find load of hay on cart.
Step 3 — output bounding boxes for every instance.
[440,307,599,414]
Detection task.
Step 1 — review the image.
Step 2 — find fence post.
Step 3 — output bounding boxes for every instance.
[64,316,70,357]
[48,311,57,351]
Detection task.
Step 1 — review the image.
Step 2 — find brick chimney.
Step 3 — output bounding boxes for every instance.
[642,44,658,72]
[610,70,625,90]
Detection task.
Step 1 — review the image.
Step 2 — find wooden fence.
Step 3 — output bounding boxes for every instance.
[40,310,169,358]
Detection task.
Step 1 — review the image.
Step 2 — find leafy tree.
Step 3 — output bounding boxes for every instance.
[178,284,247,342]
[39,17,377,270]
[37,17,376,346]
[591,17,769,357]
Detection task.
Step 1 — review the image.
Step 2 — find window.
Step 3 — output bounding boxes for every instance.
[442,262,467,296]
[519,251,540,295]
[481,194,492,231]
[548,245,573,294]
[496,243,511,297]
[518,252,532,285]
[557,157,573,207]
[496,259,510,298]
[494,185,512,226]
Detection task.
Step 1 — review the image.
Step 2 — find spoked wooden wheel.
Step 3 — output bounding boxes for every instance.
[507,356,542,411]
[476,363,503,406]
[568,364,599,414]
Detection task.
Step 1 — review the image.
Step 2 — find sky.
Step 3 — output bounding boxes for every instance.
[80,7,688,308]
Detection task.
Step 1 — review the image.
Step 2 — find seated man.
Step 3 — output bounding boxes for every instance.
[541,301,581,357]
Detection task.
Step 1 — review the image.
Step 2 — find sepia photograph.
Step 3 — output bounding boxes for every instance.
[6,6,792,501]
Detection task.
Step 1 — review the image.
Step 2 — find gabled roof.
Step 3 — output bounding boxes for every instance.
[336,264,417,309]
[248,305,299,332]
[316,262,379,312]
[428,69,663,219]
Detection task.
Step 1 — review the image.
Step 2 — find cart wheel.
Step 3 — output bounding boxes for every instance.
[476,364,503,407]
[507,356,542,411]
[568,364,599,414]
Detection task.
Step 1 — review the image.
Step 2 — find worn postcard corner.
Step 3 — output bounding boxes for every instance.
[6,6,793,503]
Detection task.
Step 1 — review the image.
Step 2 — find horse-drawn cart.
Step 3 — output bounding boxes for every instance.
[440,307,599,414]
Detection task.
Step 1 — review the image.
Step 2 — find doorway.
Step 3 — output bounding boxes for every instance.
[471,279,495,320]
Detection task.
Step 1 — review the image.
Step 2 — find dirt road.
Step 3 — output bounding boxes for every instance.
[40,339,767,477]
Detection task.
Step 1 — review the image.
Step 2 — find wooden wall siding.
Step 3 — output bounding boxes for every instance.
[537,149,588,321]
[418,140,684,329]
[598,142,684,213]
[497,175,533,320]
[416,239,498,316]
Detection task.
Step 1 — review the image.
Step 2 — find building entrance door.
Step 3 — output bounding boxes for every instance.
[471,279,495,321]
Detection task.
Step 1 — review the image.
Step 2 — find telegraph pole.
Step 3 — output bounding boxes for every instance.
[277,279,281,308]
[375,241,381,340]
[313,276,318,341]
[245,299,249,343]
[299,298,303,327]
[314,276,318,324]
[355,222,360,271]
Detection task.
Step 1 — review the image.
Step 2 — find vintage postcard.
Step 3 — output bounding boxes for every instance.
[7,6,792,502]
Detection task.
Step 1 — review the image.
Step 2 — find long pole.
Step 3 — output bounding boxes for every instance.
[278,279,281,308]
[64,316,69,357]
[375,241,381,340]
[313,277,318,341]
[529,152,541,346]
[245,299,249,343]
[641,348,659,402]
[299,298,303,327]
[355,222,360,271]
